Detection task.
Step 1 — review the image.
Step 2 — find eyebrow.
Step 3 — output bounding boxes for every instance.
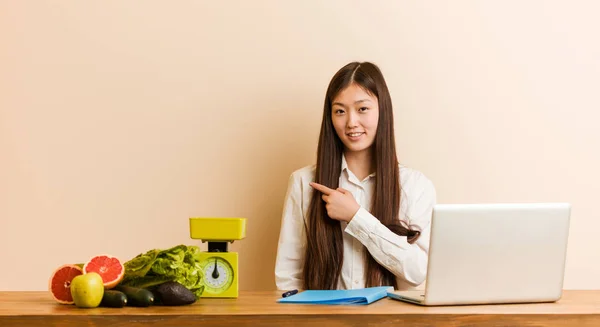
[332,99,372,107]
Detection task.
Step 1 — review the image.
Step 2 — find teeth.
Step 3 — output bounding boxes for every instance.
[348,133,363,137]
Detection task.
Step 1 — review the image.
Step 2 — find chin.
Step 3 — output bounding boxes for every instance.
[343,143,371,154]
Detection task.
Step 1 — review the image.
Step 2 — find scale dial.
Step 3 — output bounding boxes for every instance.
[200,256,234,294]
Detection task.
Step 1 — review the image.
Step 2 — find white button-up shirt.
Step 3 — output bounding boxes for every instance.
[275,156,436,291]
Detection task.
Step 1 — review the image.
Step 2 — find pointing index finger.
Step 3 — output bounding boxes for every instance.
[309,182,334,195]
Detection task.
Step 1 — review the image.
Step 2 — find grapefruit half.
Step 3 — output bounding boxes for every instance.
[48,264,84,304]
[83,255,125,289]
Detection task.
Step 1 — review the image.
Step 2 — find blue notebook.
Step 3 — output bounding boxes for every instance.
[277,286,393,305]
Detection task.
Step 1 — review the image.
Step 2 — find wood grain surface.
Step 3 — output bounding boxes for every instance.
[1,290,599,326]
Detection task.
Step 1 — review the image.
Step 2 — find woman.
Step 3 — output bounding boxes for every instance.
[275,61,436,291]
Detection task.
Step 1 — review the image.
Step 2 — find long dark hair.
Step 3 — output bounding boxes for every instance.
[302,62,420,290]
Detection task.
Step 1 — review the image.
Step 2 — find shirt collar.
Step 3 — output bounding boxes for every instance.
[341,154,376,183]
[341,154,349,172]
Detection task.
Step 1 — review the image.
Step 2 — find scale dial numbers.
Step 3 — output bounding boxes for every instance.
[200,256,234,294]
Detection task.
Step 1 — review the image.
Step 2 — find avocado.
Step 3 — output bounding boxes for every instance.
[154,281,197,306]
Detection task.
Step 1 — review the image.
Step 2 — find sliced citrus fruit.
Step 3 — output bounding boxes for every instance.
[83,255,125,289]
[48,264,84,304]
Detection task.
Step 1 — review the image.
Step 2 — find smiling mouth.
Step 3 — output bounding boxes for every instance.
[347,132,365,137]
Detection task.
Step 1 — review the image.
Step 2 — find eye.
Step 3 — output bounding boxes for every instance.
[334,108,345,115]
[358,107,369,112]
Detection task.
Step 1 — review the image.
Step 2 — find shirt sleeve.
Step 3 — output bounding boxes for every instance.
[274,172,306,291]
[344,175,436,287]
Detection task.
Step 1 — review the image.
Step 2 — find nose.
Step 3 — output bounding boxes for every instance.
[346,111,359,129]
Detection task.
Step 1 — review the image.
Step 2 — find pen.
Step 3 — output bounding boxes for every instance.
[282,289,298,298]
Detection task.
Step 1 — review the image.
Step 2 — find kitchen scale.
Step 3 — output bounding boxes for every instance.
[189,217,247,298]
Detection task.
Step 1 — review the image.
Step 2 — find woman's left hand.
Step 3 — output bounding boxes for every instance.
[309,182,360,222]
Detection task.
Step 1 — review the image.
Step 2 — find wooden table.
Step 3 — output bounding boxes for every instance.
[1,290,599,326]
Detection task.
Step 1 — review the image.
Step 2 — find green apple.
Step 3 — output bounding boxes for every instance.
[70,272,104,308]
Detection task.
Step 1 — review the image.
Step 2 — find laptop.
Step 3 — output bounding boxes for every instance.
[388,202,571,306]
